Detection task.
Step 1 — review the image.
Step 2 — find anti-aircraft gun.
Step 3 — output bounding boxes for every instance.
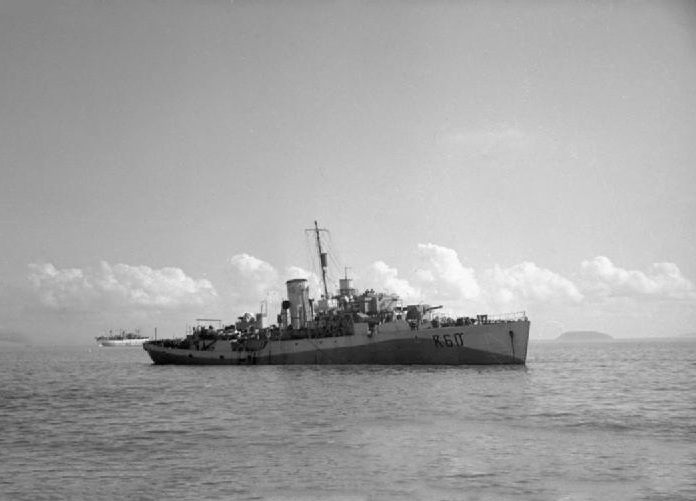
[405,304,443,323]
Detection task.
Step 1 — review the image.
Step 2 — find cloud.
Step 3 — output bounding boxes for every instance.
[484,262,584,305]
[229,253,278,281]
[580,256,696,300]
[227,250,695,321]
[28,261,217,310]
[227,253,279,298]
[226,255,327,312]
[285,266,311,280]
[416,243,480,300]
[414,268,435,282]
[369,261,421,300]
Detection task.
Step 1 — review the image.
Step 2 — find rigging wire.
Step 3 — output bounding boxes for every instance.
[322,231,344,280]
[302,225,344,296]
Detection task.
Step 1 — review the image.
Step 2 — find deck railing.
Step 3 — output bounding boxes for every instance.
[483,311,528,322]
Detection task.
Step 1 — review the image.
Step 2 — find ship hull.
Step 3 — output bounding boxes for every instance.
[99,339,149,347]
[143,320,529,365]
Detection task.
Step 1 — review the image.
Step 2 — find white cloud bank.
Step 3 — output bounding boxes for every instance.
[20,252,693,342]
[485,262,584,305]
[416,243,480,300]
[580,256,696,300]
[28,261,217,310]
[408,244,582,311]
[363,246,694,314]
[370,261,421,300]
[228,253,279,298]
[226,255,324,313]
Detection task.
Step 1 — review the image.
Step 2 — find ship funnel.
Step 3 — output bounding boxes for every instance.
[286,278,311,329]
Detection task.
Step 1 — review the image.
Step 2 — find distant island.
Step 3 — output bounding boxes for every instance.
[556,331,613,342]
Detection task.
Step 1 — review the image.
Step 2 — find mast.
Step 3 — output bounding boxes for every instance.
[313,220,330,299]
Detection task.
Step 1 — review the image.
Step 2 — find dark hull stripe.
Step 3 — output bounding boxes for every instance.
[145,334,527,366]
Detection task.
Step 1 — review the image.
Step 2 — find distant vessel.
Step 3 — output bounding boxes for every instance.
[96,330,149,347]
[143,222,530,365]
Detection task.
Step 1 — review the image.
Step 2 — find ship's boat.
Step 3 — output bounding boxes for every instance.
[96,330,150,347]
[143,222,530,365]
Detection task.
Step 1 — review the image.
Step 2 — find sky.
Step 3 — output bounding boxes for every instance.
[1,0,695,344]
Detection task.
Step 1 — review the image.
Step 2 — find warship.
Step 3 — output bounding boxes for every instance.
[143,222,529,365]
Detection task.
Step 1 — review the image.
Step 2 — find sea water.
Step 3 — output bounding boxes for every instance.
[1,339,694,501]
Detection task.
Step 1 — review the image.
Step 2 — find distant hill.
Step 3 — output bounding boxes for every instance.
[556,331,613,342]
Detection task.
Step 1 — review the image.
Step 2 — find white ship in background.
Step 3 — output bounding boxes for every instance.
[96,330,149,347]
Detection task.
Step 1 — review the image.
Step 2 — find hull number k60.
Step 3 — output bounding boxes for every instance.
[432,333,464,347]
